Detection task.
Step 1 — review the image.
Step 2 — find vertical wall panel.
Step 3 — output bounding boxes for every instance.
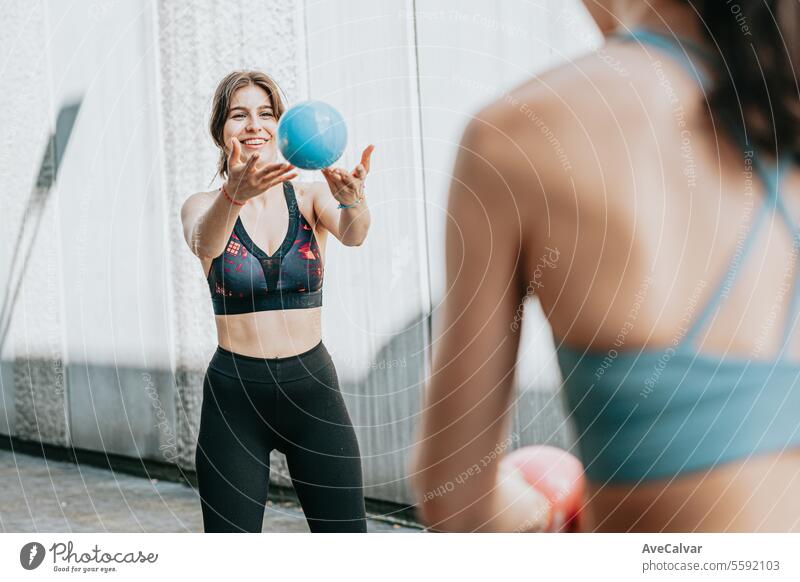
[415,0,599,447]
[35,0,176,459]
[1,0,66,445]
[304,0,430,503]
[156,0,305,468]
[0,0,49,436]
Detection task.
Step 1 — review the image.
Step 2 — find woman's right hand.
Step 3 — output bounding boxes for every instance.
[223,137,298,203]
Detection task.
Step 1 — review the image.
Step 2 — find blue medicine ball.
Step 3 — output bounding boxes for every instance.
[277,101,348,170]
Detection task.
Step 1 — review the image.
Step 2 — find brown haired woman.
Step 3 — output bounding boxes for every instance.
[180,71,375,532]
[413,0,800,532]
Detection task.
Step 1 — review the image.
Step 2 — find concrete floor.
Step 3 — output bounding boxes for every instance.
[0,449,417,533]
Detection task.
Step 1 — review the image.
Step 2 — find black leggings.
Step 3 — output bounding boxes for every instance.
[195,341,366,532]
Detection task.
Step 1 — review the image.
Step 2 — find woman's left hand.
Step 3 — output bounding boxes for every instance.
[321,144,375,206]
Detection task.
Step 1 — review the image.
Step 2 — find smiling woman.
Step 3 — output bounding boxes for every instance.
[208,72,288,182]
[179,70,375,533]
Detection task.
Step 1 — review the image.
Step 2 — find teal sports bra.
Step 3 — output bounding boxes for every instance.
[558,28,800,483]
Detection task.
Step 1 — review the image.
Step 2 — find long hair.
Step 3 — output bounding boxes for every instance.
[687,0,800,160]
[209,71,287,179]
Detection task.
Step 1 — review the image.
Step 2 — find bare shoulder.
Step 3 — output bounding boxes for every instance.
[292,180,328,200]
[462,42,677,209]
[180,189,217,218]
[295,180,335,211]
[291,181,330,226]
[291,179,326,201]
[183,189,217,205]
[471,42,669,152]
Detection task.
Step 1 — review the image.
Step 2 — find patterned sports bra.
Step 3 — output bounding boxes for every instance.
[206,181,323,314]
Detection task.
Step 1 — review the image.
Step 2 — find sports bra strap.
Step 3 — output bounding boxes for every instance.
[616,27,799,355]
[755,151,797,238]
[612,27,717,89]
[680,176,773,348]
[681,148,796,351]
[772,153,800,355]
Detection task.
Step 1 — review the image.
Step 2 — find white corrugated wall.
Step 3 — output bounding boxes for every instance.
[0,0,597,505]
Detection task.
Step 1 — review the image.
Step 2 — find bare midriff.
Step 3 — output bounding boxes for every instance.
[214,307,322,358]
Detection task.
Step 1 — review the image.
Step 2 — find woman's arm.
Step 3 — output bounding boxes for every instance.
[180,138,297,259]
[410,118,551,532]
[312,145,374,246]
[309,181,371,246]
[180,189,243,260]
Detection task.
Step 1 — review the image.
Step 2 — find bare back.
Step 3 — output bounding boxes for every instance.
[492,41,800,531]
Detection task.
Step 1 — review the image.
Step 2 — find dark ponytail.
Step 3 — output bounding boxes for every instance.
[690,0,800,161]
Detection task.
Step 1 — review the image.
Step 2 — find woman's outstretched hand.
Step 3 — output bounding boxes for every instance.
[223,137,297,204]
[321,144,375,206]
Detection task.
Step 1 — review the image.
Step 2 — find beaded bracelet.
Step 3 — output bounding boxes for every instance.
[221,184,244,206]
[337,199,362,210]
[337,190,365,210]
